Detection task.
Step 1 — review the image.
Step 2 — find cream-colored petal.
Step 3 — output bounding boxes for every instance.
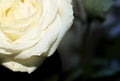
[2,62,36,73]
[2,55,46,73]
[0,0,74,73]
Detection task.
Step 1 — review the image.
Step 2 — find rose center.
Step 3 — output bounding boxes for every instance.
[0,0,39,42]
[0,0,37,25]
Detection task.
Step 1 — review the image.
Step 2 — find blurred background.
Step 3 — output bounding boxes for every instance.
[58,0,120,81]
[0,0,120,81]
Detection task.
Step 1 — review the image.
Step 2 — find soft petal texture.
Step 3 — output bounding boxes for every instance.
[0,0,73,73]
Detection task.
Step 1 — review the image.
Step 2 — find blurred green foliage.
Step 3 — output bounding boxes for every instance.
[83,0,113,17]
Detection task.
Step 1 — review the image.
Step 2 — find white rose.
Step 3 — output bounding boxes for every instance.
[0,0,73,73]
